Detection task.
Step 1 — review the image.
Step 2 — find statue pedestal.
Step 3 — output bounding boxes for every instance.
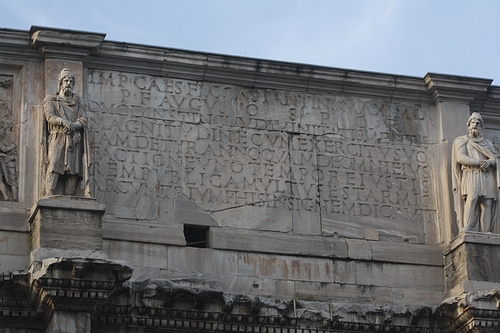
[28,196,106,261]
[444,231,500,297]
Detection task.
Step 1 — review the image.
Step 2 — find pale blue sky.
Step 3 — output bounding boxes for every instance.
[2,0,500,83]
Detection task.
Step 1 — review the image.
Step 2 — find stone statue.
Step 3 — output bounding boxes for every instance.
[43,68,88,196]
[0,119,17,201]
[452,112,500,232]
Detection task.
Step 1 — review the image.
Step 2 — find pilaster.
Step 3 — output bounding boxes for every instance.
[424,73,493,243]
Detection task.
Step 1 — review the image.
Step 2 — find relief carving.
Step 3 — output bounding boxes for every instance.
[43,68,89,196]
[452,112,500,232]
[0,118,17,201]
[0,90,18,201]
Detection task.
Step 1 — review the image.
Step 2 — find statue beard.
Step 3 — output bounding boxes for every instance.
[62,87,73,97]
[469,127,481,138]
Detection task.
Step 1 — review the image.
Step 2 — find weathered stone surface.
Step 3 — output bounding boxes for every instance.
[0,230,28,256]
[237,253,334,283]
[294,281,393,303]
[391,287,443,306]
[370,241,443,266]
[166,246,238,277]
[355,262,444,290]
[85,69,440,243]
[29,196,104,254]
[209,227,348,258]
[332,260,356,284]
[0,254,28,273]
[104,240,166,269]
[444,232,500,296]
[102,218,185,245]
[6,25,500,332]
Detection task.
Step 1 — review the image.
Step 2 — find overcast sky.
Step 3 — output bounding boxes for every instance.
[2,0,500,84]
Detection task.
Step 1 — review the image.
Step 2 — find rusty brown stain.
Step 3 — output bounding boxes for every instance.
[242,254,257,267]
[291,259,300,277]
[258,256,278,277]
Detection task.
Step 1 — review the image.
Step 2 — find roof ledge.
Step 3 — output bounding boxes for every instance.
[30,25,106,59]
[424,72,493,103]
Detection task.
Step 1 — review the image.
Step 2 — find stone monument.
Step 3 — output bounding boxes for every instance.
[452,112,500,233]
[5,25,500,333]
[42,68,88,197]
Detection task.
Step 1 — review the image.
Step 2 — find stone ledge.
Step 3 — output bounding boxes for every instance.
[210,227,443,266]
[445,231,500,254]
[102,218,185,246]
[210,227,348,259]
[30,26,105,53]
[32,195,105,212]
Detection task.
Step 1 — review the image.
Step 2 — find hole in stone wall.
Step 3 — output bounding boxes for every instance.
[183,225,209,248]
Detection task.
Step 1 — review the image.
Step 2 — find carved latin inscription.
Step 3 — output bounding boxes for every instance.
[88,70,436,235]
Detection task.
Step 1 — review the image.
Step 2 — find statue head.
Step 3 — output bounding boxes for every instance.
[467,112,484,138]
[57,68,75,97]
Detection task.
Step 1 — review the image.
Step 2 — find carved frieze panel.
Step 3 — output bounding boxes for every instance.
[0,74,18,202]
[87,70,437,240]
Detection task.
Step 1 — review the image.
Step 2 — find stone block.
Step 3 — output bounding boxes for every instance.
[210,227,348,258]
[166,246,238,276]
[370,242,443,266]
[444,232,500,296]
[0,254,29,273]
[103,218,185,246]
[0,230,28,256]
[294,281,392,303]
[356,262,444,290]
[322,219,365,239]
[237,252,334,282]
[346,239,372,260]
[332,260,356,284]
[364,227,379,240]
[104,239,166,268]
[391,287,443,306]
[29,196,104,253]
[0,212,28,232]
[218,276,295,299]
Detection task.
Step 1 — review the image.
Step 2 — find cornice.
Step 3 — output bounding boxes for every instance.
[1,27,499,107]
[86,41,433,103]
[424,73,493,103]
[30,25,106,60]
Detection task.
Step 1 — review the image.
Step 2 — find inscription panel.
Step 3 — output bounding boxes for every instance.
[88,70,437,240]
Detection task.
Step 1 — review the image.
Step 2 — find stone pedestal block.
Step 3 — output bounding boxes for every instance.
[444,231,500,297]
[29,196,105,261]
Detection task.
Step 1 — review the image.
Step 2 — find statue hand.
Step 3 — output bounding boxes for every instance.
[62,122,76,134]
[481,159,495,171]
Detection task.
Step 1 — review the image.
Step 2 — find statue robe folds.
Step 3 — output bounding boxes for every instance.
[452,135,500,232]
[43,94,89,192]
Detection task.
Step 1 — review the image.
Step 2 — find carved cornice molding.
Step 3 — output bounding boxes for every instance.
[93,306,440,333]
[30,26,106,60]
[437,290,500,333]
[1,27,499,107]
[0,257,133,330]
[86,42,434,103]
[424,73,493,104]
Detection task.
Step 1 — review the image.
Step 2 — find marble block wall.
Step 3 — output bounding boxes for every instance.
[1,26,500,311]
